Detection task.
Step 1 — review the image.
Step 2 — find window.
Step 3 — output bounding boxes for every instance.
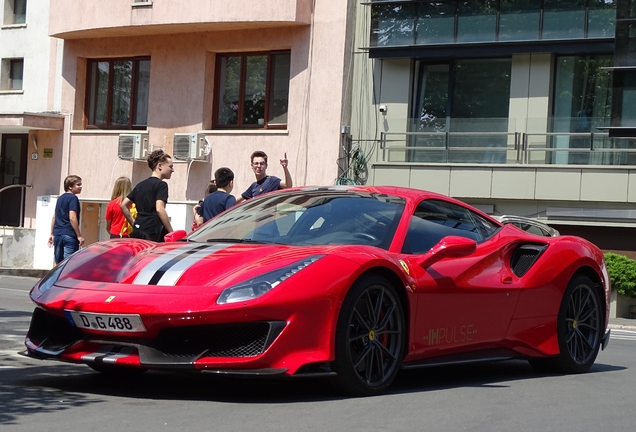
[370,1,616,47]
[552,55,613,164]
[411,58,512,163]
[86,58,150,129]
[402,200,498,254]
[215,51,290,129]
[1,58,23,90]
[3,0,26,25]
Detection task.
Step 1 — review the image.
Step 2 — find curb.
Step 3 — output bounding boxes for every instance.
[608,323,636,331]
[0,268,48,279]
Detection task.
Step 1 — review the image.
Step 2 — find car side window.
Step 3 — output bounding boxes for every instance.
[402,200,484,254]
[512,222,549,237]
[472,212,500,239]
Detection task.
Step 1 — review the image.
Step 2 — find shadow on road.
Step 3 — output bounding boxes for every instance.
[0,357,625,425]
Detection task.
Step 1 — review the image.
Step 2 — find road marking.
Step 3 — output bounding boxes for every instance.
[611,329,636,341]
[0,317,32,323]
[0,287,31,293]
[0,334,26,341]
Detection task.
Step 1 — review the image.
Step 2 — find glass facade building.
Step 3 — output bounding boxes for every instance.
[362,0,635,166]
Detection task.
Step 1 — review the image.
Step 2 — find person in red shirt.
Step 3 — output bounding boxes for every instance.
[105,176,132,238]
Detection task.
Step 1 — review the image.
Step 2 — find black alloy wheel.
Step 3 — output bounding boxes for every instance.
[530,274,603,373]
[332,274,405,396]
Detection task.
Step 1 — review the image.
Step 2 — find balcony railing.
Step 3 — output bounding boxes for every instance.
[378,131,636,166]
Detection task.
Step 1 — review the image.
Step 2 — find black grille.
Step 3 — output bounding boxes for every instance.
[27,308,83,352]
[156,322,284,358]
[511,244,548,277]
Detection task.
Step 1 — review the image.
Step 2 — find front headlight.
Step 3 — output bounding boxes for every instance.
[35,258,69,294]
[217,255,324,304]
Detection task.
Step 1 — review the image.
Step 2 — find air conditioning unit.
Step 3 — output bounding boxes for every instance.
[118,134,149,160]
[173,133,208,161]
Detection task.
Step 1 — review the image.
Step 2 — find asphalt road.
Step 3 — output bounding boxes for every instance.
[1,275,635,432]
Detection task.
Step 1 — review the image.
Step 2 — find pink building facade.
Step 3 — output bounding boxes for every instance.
[26,0,355,268]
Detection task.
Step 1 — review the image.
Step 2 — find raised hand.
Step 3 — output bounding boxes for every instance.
[280,152,288,168]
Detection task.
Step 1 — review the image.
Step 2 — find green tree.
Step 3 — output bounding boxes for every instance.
[604,252,636,297]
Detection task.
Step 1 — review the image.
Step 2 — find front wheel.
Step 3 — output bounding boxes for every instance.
[529,274,603,374]
[332,274,405,396]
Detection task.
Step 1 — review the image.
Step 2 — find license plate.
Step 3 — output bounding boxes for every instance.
[65,311,146,332]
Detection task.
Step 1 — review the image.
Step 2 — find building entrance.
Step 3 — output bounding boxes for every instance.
[0,134,28,226]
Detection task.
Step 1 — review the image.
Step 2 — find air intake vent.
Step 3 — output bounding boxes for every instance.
[173,133,207,161]
[511,244,548,277]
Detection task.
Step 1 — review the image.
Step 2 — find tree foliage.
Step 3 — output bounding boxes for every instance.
[604,252,636,298]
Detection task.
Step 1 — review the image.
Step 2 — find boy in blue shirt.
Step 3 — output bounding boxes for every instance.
[48,175,84,264]
[195,167,236,225]
[237,150,292,203]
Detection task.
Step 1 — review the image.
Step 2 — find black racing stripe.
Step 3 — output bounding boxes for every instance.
[95,345,122,364]
[147,244,210,285]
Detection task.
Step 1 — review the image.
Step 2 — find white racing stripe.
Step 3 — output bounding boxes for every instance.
[133,243,233,286]
[132,243,204,285]
[81,345,116,362]
[156,243,232,286]
[100,346,136,364]
[81,345,136,364]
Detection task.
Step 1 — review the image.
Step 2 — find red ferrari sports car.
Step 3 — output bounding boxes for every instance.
[25,186,611,396]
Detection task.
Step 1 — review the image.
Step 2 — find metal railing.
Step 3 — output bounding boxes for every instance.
[380,131,522,164]
[0,184,32,227]
[378,131,636,166]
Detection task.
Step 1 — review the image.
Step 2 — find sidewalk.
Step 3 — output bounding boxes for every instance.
[608,317,636,331]
[0,267,49,278]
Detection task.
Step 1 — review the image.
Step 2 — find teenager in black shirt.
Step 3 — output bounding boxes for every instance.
[121,150,174,242]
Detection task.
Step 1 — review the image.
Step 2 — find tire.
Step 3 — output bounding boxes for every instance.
[88,363,148,377]
[332,274,405,396]
[529,275,603,374]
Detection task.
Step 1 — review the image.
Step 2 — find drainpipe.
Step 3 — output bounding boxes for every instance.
[65,113,72,180]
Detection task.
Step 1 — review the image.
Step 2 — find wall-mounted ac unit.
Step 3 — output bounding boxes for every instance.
[173,133,207,161]
[118,133,149,160]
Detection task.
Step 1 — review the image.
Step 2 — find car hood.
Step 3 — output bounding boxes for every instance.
[50,239,352,294]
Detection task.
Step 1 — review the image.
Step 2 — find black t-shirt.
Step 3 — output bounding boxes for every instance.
[127,177,169,242]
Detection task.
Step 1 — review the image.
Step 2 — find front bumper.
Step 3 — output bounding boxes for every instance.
[24,305,334,375]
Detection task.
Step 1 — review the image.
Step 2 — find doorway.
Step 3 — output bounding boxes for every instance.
[0,134,28,226]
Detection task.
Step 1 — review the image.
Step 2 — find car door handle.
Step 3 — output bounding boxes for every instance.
[500,275,513,284]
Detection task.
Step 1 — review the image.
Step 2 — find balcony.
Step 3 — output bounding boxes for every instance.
[49,0,312,39]
[365,117,636,203]
[379,131,636,166]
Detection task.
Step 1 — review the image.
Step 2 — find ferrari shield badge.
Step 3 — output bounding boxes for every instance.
[399,259,410,275]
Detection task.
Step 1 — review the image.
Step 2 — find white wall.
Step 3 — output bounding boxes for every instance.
[0,0,58,113]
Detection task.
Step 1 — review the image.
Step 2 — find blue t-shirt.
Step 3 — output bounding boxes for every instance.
[53,192,81,238]
[199,190,236,222]
[241,176,282,200]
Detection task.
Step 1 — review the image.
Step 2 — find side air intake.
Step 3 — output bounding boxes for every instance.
[511,244,548,277]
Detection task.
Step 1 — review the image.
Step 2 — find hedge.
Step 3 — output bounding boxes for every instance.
[604,252,636,298]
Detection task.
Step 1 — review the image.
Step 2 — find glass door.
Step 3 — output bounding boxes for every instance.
[0,134,28,226]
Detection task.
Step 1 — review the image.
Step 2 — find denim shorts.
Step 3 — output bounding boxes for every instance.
[53,234,79,264]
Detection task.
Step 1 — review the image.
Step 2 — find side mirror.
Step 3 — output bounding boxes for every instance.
[415,235,477,269]
[164,230,188,242]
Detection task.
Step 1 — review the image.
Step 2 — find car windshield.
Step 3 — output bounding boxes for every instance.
[188,189,406,249]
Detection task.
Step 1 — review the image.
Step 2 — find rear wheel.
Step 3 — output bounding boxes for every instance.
[529,275,602,373]
[332,274,405,396]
